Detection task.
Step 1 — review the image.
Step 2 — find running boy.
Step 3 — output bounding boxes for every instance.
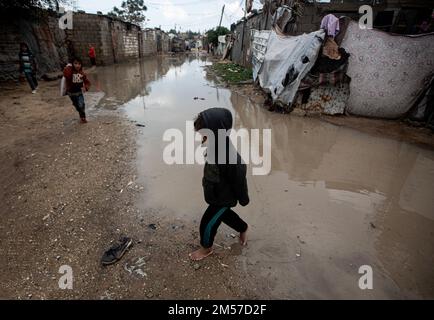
[189,107,249,261]
[18,43,38,94]
[88,44,96,67]
[63,57,91,123]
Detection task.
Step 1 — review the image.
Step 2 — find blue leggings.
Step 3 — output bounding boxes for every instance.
[200,205,248,248]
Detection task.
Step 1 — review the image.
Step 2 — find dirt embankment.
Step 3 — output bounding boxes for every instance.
[0,80,259,299]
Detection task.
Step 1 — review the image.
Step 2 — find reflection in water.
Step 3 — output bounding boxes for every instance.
[91,55,434,299]
[89,56,187,108]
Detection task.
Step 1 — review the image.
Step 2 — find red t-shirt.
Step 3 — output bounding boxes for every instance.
[88,47,96,58]
[63,65,91,94]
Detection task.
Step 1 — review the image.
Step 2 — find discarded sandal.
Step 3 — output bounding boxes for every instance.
[101,236,133,266]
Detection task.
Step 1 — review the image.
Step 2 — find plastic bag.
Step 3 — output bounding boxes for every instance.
[60,76,67,96]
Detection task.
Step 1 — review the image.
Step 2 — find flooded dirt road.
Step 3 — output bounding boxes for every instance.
[89,55,434,299]
[1,55,433,300]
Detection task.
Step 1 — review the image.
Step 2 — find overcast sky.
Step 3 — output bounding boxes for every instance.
[70,0,262,33]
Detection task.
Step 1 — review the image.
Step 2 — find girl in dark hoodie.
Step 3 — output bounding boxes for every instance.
[189,107,249,261]
[63,57,91,123]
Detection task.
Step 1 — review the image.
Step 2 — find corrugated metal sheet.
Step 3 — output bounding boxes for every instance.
[251,29,271,80]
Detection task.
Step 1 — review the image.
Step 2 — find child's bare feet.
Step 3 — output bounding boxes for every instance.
[189,247,213,261]
[240,228,248,246]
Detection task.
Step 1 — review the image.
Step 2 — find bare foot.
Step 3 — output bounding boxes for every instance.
[240,228,248,246]
[189,247,213,261]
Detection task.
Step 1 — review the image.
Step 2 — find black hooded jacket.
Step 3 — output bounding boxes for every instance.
[199,108,249,208]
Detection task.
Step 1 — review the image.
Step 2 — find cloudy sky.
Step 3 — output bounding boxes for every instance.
[71,0,262,33]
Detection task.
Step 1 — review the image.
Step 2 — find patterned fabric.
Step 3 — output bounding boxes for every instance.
[341,21,434,119]
[299,83,350,115]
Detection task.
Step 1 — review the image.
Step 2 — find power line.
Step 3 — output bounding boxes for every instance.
[147,0,219,7]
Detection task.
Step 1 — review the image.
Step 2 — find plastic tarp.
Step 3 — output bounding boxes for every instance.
[217,35,231,57]
[257,29,325,106]
[409,76,434,121]
[272,5,297,35]
[216,36,227,56]
[218,35,226,44]
[341,20,434,119]
[251,30,271,81]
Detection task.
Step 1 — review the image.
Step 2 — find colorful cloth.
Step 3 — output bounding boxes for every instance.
[322,37,341,60]
[320,14,340,38]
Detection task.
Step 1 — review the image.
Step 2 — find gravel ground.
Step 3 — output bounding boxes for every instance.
[0,80,259,300]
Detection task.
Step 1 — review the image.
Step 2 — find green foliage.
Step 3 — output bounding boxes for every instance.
[0,0,70,10]
[186,30,199,39]
[108,0,147,25]
[206,26,230,46]
[211,62,253,84]
[0,0,71,19]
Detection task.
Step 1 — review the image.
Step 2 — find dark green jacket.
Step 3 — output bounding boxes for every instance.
[200,108,249,208]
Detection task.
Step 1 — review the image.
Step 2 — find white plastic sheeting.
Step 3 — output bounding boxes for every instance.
[257,29,325,106]
[218,35,226,44]
[251,30,271,81]
[216,35,227,56]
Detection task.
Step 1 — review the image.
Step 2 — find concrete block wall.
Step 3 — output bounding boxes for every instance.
[155,30,170,54]
[99,17,116,65]
[231,13,263,67]
[123,31,140,59]
[0,9,169,81]
[65,13,107,65]
[141,30,157,57]
[0,12,68,81]
[109,19,140,63]
[161,34,170,53]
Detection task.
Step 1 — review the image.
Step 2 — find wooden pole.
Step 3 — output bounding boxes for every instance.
[218,5,225,28]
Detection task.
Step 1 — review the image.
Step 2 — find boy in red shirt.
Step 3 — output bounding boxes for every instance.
[63,57,91,123]
[88,44,96,66]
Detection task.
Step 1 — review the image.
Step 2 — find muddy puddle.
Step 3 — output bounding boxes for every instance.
[89,55,434,299]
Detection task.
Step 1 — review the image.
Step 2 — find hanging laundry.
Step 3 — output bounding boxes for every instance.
[320,14,340,38]
[322,37,341,60]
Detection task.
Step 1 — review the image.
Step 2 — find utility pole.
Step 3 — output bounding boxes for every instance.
[218,5,225,29]
[71,0,78,11]
[241,4,247,65]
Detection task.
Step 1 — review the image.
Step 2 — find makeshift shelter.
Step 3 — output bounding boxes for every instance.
[250,15,434,120]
